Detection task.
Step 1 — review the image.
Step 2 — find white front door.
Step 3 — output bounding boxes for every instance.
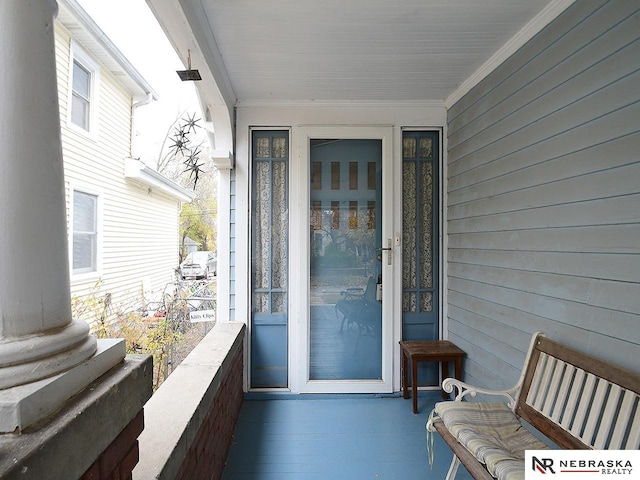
[292,126,394,393]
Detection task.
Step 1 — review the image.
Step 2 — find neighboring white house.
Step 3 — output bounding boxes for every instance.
[55,0,195,324]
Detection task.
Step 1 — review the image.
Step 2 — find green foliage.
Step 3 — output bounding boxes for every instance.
[71,283,183,390]
[179,193,217,260]
[71,279,109,330]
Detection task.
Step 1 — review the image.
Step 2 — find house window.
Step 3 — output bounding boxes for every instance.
[72,190,99,275]
[71,61,91,130]
[69,43,99,133]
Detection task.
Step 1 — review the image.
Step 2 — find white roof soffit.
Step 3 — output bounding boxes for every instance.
[150,0,576,108]
[145,0,236,169]
[124,158,196,202]
[445,0,575,108]
[57,0,159,101]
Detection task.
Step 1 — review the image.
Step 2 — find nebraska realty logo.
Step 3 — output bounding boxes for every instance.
[525,451,638,479]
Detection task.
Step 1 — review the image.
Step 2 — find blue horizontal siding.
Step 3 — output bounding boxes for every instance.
[446,0,640,389]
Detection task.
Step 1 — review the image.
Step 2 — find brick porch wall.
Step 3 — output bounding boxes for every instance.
[134,322,246,480]
[80,409,144,480]
[0,355,153,480]
[175,343,243,480]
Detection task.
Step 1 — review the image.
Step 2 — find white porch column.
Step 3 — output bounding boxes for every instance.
[0,1,123,431]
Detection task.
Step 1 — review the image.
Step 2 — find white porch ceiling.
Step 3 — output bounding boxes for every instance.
[172,0,565,105]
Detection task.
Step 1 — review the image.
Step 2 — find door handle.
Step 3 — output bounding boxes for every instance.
[376,239,392,265]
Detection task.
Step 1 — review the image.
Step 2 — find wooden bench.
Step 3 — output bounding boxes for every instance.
[426,332,640,480]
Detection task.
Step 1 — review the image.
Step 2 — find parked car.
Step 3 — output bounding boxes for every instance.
[179,251,217,279]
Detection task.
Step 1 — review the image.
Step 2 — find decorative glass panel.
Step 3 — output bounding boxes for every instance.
[421,292,433,313]
[403,138,417,158]
[253,161,271,289]
[272,137,287,158]
[256,137,270,158]
[402,292,417,313]
[272,293,287,314]
[402,162,417,292]
[419,163,433,288]
[420,138,433,158]
[271,161,288,289]
[254,292,269,314]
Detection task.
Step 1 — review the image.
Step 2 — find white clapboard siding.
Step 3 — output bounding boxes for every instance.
[54,23,183,324]
[445,0,640,388]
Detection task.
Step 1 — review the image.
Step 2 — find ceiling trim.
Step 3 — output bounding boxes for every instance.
[444,0,575,109]
[236,99,446,109]
[180,0,237,109]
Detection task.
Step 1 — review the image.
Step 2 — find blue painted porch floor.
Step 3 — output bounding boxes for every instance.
[222,391,473,480]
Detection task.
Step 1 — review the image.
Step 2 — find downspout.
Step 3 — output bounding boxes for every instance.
[130,92,154,158]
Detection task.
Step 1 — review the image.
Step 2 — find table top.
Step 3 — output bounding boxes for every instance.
[399,340,466,357]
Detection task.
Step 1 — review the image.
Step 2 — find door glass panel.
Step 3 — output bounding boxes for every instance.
[309,139,382,380]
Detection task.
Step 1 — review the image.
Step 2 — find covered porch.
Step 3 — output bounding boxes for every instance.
[0,0,638,478]
[145,0,640,395]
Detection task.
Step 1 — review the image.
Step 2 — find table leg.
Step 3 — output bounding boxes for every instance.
[402,350,409,399]
[441,360,449,399]
[412,358,418,414]
[455,356,463,380]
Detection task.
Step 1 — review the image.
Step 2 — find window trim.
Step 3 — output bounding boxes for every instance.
[69,185,103,283]
[67,41,100,137]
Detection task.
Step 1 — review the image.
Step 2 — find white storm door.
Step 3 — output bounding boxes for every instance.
[295,126,394,394]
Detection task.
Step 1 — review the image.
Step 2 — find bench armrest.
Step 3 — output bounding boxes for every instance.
[442,377,521,409]
[441,332,545,409]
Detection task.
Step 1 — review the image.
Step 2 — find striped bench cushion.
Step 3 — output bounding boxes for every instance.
[434,402,549,480]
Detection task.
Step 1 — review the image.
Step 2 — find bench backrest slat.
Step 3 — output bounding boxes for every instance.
[545,358,565,419]
[609,390,637,449]
[527,352,546,409]
[627,409,640,449]
[583,379,610,446]
[551,363,573,423]
[559,367,584,430]
[595,384,621,449]
[517,335,640,451]
[569,373,596,441]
